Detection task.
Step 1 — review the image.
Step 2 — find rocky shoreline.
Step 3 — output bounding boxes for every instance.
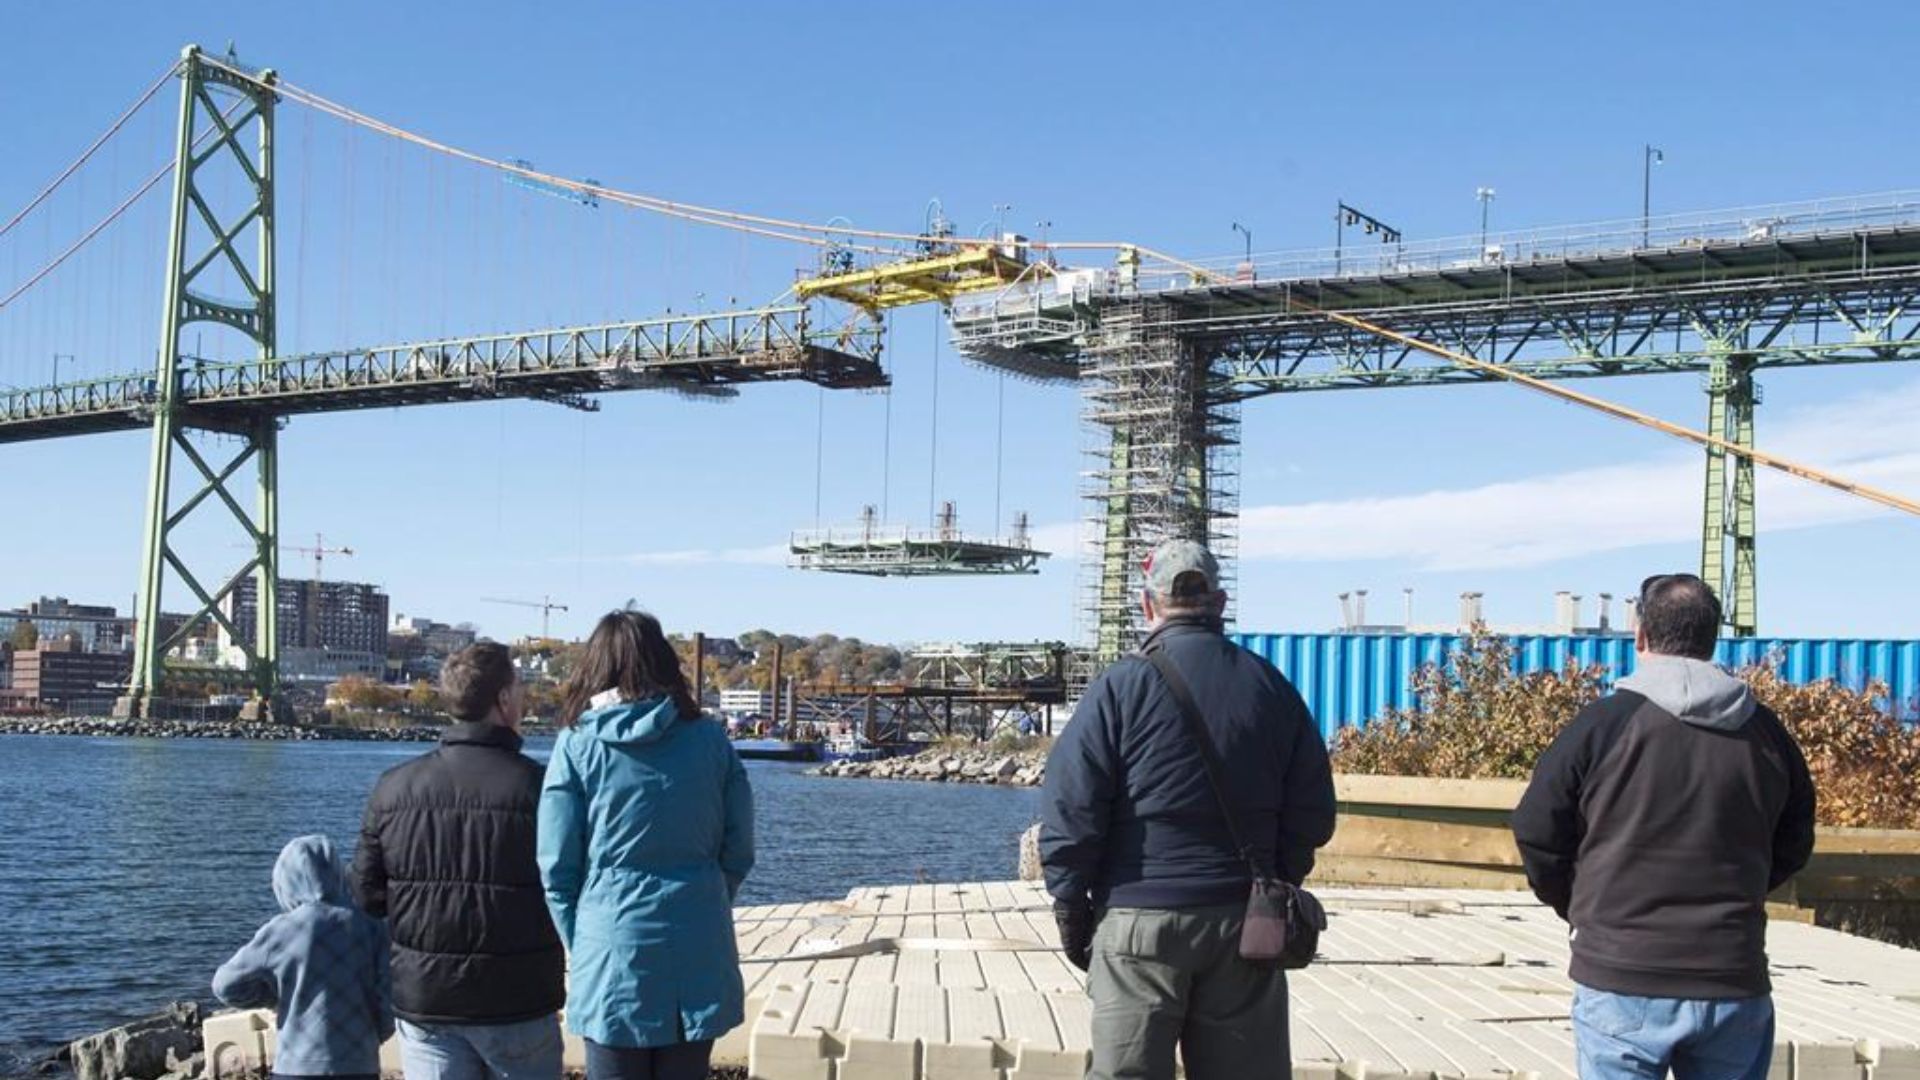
[814,745,1047,787]
[0,717,440,742]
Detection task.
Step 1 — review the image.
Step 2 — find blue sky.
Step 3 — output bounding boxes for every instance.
[4,1,1920,645]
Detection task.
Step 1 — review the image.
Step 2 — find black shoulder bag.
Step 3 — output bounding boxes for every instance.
[1143,646,1327,969]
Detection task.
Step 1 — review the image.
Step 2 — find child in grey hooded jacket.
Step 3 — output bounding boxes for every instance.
[214,835,394,1079]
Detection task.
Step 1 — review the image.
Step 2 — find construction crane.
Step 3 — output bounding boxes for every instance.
[482,596,570,640]
[287,533,354,582]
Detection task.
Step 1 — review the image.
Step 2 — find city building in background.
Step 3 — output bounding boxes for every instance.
[387,614,479,682]
[219,578,391,683]
[8,636,132,713]
[0,597,133,654]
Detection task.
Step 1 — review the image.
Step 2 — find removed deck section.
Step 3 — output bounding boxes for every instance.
[736,881,1920,1080]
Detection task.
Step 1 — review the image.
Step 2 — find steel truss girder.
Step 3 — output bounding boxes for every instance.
[0,306,887,443]
[1195,270,1920,397]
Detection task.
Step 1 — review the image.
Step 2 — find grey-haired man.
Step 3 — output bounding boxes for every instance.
[1040,540,1337,1080]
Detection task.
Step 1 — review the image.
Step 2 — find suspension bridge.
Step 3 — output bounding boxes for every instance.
[4,45,1919,715]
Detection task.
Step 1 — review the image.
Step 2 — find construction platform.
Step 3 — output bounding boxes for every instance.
[203,880,1920,1080]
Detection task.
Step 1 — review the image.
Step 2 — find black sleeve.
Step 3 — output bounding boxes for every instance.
[1038,671,1125,904]
[1275,684,1337,886]
[1767,714,1817,891]
[1512,700,1621,920]
[351,788,390,918]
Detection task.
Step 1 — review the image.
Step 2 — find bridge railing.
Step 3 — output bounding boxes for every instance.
[0,374,157,423]
[1,306,887,428]
[1142,188,1920,291]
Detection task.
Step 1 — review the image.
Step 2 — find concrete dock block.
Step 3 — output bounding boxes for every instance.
[1875,1043,1920,1080]
[201,1010,272,1080]
[838,1032,919,1080]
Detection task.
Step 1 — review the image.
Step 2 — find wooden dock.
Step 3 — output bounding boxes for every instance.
[203,879,1920,1078]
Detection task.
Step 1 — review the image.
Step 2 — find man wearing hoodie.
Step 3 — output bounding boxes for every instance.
[1514,573,1816,1080]
[214,835,394,1079]
[353,642,566,1080]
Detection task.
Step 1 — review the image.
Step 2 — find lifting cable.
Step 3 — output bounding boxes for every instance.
[928,311,941,528]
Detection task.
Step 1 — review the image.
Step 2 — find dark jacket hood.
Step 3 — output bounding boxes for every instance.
[1617,654,1756,731]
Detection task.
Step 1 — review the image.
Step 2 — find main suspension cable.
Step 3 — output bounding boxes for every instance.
[0,63,176,243]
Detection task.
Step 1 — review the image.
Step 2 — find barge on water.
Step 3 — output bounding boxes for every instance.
[730,736,822,762]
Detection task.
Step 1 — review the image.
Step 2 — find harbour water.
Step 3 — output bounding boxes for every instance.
[0,734,1040,1073]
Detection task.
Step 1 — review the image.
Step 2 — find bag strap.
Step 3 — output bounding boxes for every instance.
[1141,644,1276,884]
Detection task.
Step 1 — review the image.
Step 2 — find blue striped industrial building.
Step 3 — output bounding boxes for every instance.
[1228,632,1920,739]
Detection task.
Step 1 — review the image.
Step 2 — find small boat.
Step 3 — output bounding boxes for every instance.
[731,737,822,762]
[820,732,904,764]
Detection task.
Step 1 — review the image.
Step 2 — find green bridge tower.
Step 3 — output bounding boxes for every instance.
[116,46,283,720]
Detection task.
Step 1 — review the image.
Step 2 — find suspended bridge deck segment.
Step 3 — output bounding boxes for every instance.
[0,305,886,445]
[789,506,1049,577]
[789,533,1047,577]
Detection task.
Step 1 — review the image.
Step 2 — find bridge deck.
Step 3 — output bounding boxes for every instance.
[0,307,885,445]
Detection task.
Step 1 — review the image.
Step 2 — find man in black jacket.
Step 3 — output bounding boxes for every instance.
[1040,540,1337,1080]
[353,642,565,1080]
[1514,574,1815,1080]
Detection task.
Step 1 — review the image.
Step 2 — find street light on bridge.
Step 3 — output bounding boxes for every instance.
[1642,144,1665,247]
[1476,187,1497,252]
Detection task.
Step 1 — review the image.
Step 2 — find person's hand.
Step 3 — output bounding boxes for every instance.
[1053,898,1094,971]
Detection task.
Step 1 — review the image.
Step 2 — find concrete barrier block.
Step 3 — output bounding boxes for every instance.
[201,1010,272,1080]
[1874,1043,1920,1080]
[1788,1041,1862,1080]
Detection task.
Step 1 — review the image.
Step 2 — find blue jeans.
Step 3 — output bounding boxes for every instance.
[396,1015,563,1080]
[584,1038,713,1080]
[1573,986,1774,1080]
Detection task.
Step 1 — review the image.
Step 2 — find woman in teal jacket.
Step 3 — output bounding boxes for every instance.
[537,610,754,1080]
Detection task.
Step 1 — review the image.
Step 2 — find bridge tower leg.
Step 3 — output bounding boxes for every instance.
[1082,300,1239,663]
[1699,351,1758,637]
[116,46,282,719]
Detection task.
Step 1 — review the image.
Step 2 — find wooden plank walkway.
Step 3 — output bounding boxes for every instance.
[204,881,1920,1079]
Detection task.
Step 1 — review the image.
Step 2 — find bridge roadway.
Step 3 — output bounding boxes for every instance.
[951,198,1920,392]
[0,304,886,445]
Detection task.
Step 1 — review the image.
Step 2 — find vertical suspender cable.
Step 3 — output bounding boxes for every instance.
[927,310,940,528]
[881,313,893,525]
[994,372,1005,537]
[814,387,826,526]
[294,109,311,354]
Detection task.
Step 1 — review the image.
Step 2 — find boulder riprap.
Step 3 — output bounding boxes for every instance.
[69,1002,202,1080]
[815,744,1048,787]
[0,716,438,742]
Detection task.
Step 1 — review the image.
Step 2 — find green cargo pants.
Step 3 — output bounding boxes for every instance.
[1087,903,1291,1080]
